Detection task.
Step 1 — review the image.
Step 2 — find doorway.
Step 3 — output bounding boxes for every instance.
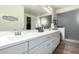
[26,16,31,30]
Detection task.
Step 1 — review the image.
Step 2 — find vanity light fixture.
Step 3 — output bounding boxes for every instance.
[47,6,53,12]
[43,7,52,14]
[43,6,53,14]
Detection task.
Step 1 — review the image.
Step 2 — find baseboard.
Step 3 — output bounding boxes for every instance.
[64,39,79,44]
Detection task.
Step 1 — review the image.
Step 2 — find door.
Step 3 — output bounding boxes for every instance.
[26,16,31,30]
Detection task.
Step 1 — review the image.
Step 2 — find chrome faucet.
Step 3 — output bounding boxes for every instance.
[14,29,21,36]
[15,31,21,36]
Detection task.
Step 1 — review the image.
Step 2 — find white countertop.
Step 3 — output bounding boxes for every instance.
[0,30,59,49]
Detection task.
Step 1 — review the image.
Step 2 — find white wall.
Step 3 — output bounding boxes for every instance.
[56,6,79,14]
[0,6,24,31]
[24,14,37,30]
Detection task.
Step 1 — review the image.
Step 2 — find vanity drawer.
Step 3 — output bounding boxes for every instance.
[0,41,28,54]
[29,39,53,54]
[47,32,60,39]
[46,37,60,54]
[29,32,60,50]
[29,37,60,54]
[29,35,49,50]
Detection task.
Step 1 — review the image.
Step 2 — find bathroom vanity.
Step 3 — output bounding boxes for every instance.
[0,30,60,54]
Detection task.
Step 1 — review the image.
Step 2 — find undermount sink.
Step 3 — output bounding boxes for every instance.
[8,32,38,40]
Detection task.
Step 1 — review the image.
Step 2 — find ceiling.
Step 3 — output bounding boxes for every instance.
[24,5,47,16]
[50,5,71,10]
[24,5,75,16]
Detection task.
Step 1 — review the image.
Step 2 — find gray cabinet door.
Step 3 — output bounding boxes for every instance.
[29,39,60,54]
[49,38,60,53]
[0,41,28,54]
[45,37,60,53]
[29,40,52,54]
[29,31,60,54]
[29,35,49,50]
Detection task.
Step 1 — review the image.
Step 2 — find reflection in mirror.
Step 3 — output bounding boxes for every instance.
[40,15,52,29]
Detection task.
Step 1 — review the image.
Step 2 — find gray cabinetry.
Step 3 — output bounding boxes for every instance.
[29,32,60,54]
[0,31,60,54]
[0,41,28,54]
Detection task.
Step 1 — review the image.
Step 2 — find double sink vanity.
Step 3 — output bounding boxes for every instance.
[0,30,60,54]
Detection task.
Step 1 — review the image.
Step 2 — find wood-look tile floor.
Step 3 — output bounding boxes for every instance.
[53,40,79,54]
